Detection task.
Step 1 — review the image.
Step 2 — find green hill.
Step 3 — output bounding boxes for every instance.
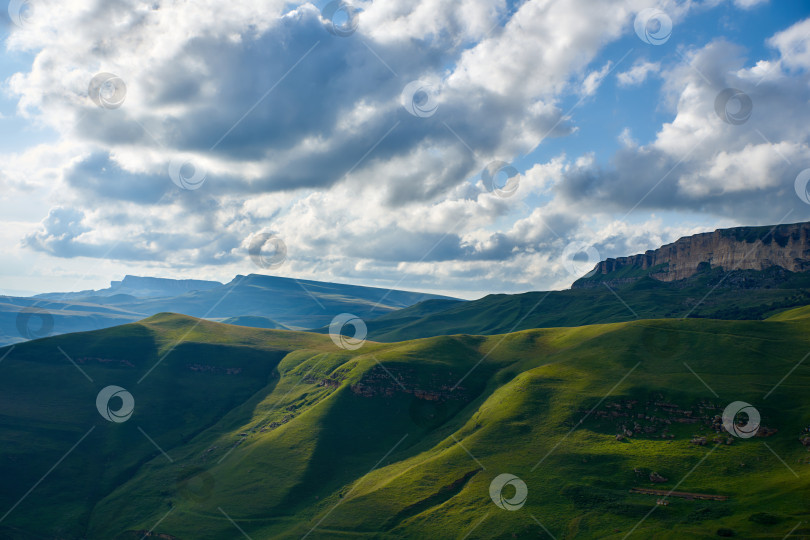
[1,313,809,538]
[363,267,810,342]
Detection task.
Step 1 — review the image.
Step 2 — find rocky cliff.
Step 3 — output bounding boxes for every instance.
[573,221,810,288]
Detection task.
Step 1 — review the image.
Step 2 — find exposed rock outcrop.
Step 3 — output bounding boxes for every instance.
[573,221,810,288]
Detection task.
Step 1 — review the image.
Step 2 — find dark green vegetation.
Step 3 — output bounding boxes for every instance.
[363,266,810,342]
[1,310,809,539]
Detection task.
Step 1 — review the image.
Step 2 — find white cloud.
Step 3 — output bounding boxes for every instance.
[733,0,768,9]
[768,17,810,71]
[581,61,613,96]
[618,127,637,147]
[617,60,661,86]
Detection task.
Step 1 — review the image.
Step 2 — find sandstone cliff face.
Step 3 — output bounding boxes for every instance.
[575,222,810,287]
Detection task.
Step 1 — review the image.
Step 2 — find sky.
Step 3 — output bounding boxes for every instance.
[1,0,809,299]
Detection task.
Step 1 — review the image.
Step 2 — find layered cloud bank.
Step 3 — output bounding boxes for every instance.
[2,0,808,295]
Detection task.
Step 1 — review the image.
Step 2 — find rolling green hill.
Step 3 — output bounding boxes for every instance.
[1,312,809,538]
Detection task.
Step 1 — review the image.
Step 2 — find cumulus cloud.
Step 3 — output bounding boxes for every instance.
[7,0,577,204]
[6,2,633,263]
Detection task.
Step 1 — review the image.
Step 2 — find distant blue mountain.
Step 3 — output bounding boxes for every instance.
[35,274,223,300]
[218,315,288,329]
[2,274,460,345]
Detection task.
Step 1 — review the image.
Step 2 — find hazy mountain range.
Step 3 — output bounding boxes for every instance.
[1,274,459,346]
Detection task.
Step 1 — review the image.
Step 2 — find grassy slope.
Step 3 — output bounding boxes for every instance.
[766,304,810,321]
[365,270,810,342]
[1,313,810,539]
[281,318,810,539]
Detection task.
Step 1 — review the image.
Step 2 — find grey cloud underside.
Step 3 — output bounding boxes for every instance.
[74,8,571,202]
[23,204,246,265]
[65,153,170,204]
[557,146,807,222]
